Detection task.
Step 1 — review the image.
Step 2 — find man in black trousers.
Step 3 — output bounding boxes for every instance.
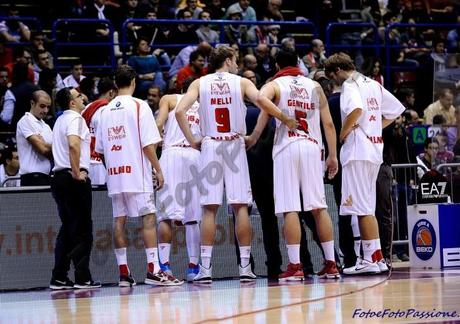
[49,87,99,290]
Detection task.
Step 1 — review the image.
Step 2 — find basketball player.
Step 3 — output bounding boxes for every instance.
[324,53,405,274]
[175,45,297,283]
[82,77,117,185]
[95,65,181,286]
[247,49,340,280]
[155,91,201,282]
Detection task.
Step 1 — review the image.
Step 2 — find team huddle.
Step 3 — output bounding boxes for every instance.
[50,46,405,289]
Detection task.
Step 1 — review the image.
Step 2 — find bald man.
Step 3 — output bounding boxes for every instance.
[16,90,53,185]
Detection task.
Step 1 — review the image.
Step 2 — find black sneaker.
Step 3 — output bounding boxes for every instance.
[74,280,101,289]
[50,278,74,290]
[119,274,136,287]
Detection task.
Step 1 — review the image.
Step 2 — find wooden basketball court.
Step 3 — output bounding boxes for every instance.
[1,264,460,323]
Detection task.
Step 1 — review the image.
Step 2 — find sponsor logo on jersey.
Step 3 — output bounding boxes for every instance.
[369,115,377,122]
[367,135,383,144]
[111,144,122,151]
[108,125,126,141]
[343,195,353,207]
[107,165,132,175]
[210,82,230,95]
[110,101,124,110]
[289,85,309,100]
[412,219,436,260]
[366,97,379,111]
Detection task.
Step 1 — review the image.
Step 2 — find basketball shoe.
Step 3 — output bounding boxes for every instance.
[279,263,304,281]
[119,273,136,287]
[343,259,380,275]
[50,277,74,290]
[187,263,200,282]
[193,264,212,284]
[317,260,341,279]
[239,264,257,282]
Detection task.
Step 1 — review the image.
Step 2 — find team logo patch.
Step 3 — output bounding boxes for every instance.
[108,125,126,141]
[210,82,230,95]
[412,219,436,261]
[289,85,309,100]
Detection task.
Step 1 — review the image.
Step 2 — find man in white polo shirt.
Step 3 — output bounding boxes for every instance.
[49,87,100,290]
[16,90,53,185]
[96,65,181,287]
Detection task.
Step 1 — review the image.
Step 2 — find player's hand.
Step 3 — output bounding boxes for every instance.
[72,170,87,181]
[339,124,359,143]
[325,156,338,180]
[284,116,298,130]
[154,170,164,190]
[191,137,202,151]
[244,135,257,150]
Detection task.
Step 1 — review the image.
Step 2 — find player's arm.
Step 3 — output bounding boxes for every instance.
[314,84,338,179]
[156,94,176,134]
[68,135,86,181]
[382,118,395,129]
[340,108,362,143]
[242,78,297,130]
[143,144,164,190]
[175,79,201,149]
[27,134,52,159]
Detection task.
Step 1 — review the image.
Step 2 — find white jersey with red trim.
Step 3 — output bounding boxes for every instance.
[340,72,405,166]
[95,95,161,196]
[273,75,321,158]
[163,94,200,148]
[199,72,246,137]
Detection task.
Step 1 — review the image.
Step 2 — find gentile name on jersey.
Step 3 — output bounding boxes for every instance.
[287,100,315,110]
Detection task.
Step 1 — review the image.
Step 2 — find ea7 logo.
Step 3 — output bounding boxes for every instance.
[210,82,230,94]
[421,182,447,196]
[367,97,379,111]
[289,85,309,99]
[111,145,122,151]
[108,125,126,136]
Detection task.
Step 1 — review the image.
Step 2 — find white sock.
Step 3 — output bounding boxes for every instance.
[239,246,251,267]
[321,241,335,262]
[146,247,160,273]
[286,244,300,264]
[114,247,127,265]
[374,239,381,250]
[354,239,361,258]
[158,243,171,265]
[362,240,375,262]
[185,223,200,265]
[200,245,213,269]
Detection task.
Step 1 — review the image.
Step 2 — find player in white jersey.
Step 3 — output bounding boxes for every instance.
[324,53,405,275]
[175,45,297,283]
[247,49,340,280]
[95,65,181,287]
[155,93,202,282]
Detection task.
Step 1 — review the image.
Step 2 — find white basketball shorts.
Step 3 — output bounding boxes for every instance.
[273,140,327,214]
[111,192,156,218]
[89,163,106,186]
[156,147,201,223]
[340,160,380,216]
[199,137,252,206]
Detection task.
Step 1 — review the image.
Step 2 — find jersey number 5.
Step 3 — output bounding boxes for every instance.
[295,109,309,133]
[215,107,230,133]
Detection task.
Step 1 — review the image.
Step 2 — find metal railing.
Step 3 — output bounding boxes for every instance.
[0,16,41,46]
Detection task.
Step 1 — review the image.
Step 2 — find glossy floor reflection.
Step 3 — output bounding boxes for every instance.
[1,266,460,323]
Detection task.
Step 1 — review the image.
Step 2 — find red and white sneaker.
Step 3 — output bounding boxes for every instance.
[317,260,340,279]
[279,263,304,281]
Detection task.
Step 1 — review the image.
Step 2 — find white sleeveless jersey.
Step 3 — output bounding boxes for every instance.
[95,95,162,196]
[273,76,322,157]
[199,72,246,137]
[163,94,200,148]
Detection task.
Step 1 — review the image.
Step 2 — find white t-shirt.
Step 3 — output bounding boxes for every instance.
[273,75,321,158]
[16,112,53,175]
[62,74,86,88]
[95,95,161,196]
[0,165,20,187]
[199,72,247,137]
[163,94,200,148]
[340,72,405,166]
[52,110,90,172]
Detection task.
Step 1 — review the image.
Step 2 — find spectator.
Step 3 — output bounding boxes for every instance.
[446,15,460,50]
[434,131,455,164]
[241,69,257,86]
[417,138,438,179]
[280,37,309,76]
[254,43,276,83]
[0,4,31,43]
[397,88,416,110]
[145,85,161,116]
[423,88,456,125]
[1,62,39,129]
[302,39,327,73]
[168,41,212,78]
[0,146,20,187]
[264,0,284,21]
[38,68,59,125]
[167,9,199,55]
[0,67,9,107]
[224,0,257,22]
[136,9,169,46]
[361,57,384,85]
[176,50,206,92]
[127,37,166,96]
[4,47,35,84]
[207,0,226,19]
[16,90,53,186]
[223,6,252,46]
[137,0,175,19]
[63,59,86,88]
[33,50,64,90]
[196,10,220,44]
[177,0,203,19]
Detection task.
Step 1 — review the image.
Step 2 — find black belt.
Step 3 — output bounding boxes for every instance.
[54,168,89,174]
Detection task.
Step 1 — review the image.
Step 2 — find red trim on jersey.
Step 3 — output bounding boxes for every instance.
[82,99,108,127]
[133,99,145,192]
[272,67,304,80]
